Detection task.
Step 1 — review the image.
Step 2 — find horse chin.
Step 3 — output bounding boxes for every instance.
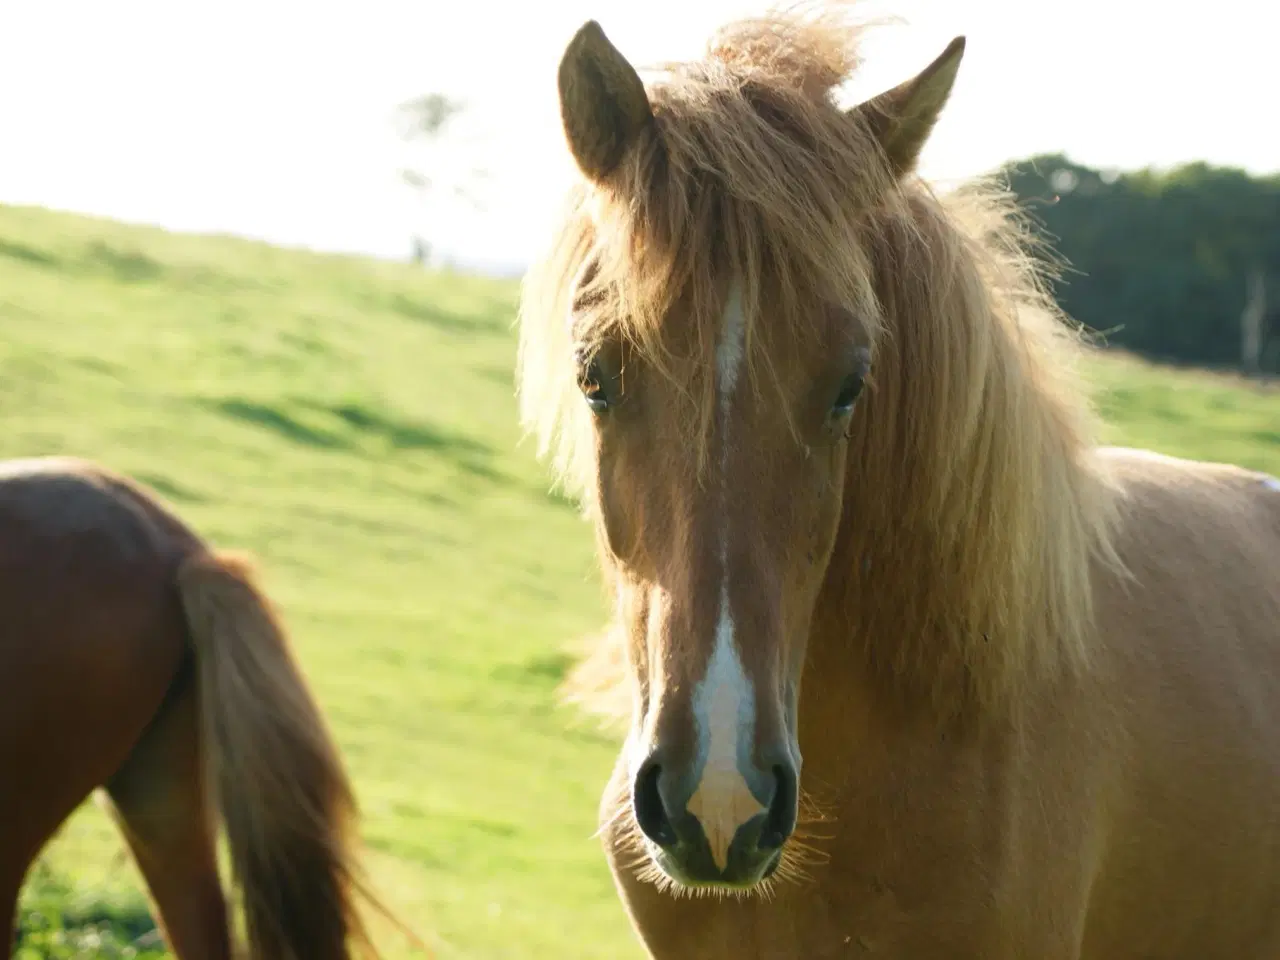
[642,841,783,898]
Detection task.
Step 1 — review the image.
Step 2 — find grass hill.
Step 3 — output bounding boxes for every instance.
[3,202,1278,959]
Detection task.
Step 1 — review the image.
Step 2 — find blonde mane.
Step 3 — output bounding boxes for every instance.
[517,1,1123,720]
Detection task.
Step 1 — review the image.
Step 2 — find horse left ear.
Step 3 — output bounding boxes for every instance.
[558,20,654,184]
[851,35,966,176]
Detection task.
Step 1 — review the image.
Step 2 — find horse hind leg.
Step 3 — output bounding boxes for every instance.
[102,661,232,960]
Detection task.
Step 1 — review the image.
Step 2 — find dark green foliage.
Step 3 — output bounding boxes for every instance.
[1001,154,1280,371]
[15,866,164,959]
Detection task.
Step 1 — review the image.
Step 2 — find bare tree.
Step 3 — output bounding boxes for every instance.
[1242,268,1265,377]
[397,92,465,141]
[396,93,488,265]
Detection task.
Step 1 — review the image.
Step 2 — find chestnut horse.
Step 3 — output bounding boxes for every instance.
[1,456,384,959]
[517,4,1280,958]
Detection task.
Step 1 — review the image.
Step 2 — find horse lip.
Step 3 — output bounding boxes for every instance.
[641,811,782,890]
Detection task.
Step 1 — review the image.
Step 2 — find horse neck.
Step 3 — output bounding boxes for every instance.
[794,585,1006,804]
[794,462,1027,770]
[797,583,905,766]
[791,187,1115,747]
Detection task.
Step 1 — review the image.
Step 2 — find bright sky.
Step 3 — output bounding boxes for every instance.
[0,0,1274,273]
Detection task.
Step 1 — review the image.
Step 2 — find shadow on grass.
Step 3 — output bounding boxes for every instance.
[385,292,511,336]
[490,651,577,690]
[1,237,253,300]
[543,486,582,514]
[477,365,515,386]
[209,398,343,449]
[85,241,164,284]
[0,238,59,269]
[200,396,505,480]
[134,472,208,505]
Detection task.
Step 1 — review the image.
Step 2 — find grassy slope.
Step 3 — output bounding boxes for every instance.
[2,203,1278,959]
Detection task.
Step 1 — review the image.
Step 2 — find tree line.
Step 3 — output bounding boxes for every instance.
[1001,154,1280,374]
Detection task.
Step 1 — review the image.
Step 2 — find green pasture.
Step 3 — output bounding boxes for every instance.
[2,203,1277,958]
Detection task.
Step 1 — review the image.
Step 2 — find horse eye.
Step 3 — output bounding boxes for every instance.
[578,356,610,414]
[831,373,864,417]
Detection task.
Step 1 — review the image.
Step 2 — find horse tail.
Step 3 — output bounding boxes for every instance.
[176,549,379,960]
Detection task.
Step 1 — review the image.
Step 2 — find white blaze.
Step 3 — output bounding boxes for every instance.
[687,281,762,871]
[716,282,747,397]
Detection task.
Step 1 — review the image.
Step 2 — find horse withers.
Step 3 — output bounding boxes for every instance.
[0,456,385,959]
[518,4,1280,958]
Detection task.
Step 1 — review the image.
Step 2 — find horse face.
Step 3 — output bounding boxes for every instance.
[575,283,873,891]
[549,12,962,897]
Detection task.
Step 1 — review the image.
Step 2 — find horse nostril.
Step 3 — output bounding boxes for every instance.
[759,762,798,850]
[632,759,678,848]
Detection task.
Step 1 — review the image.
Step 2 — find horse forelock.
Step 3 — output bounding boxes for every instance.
[520,2,893,494]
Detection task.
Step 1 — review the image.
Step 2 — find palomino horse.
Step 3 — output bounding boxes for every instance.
[517,4,1280,958]
[1,456,384,959]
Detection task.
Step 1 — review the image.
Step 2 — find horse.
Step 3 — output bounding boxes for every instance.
[0,455,388,959]
[516,4,1280,958]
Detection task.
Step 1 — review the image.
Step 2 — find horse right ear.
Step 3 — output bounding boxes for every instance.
[850,35,966,177]
[558,20,653,184]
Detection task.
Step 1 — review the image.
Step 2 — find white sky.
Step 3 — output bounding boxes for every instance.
[0,0,1274,271]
